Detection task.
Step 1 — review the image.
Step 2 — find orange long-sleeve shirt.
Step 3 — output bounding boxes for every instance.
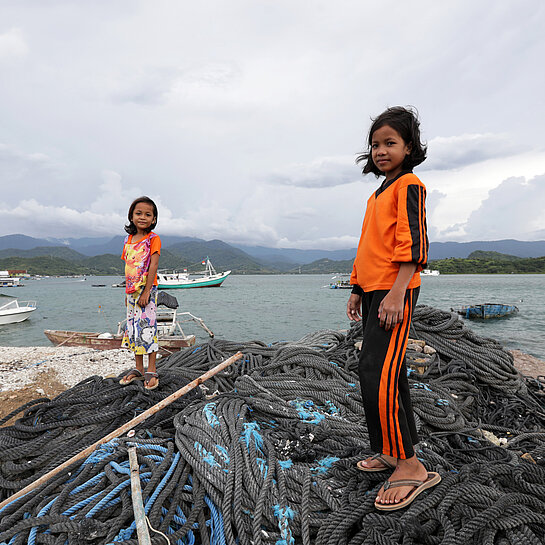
[350,171,428,292]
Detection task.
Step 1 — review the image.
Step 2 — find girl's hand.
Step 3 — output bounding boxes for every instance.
[378,290,405,330]
[347,293,362,321]
[138,290,150,308]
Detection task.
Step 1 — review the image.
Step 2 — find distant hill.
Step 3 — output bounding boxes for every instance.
[467,250,519,261]
[167,240,271,273]
[1,233,545,274]
[0,256,91,276]
[429,255,545,274]
[0,246,86,261]
[235,244,357,265]
[429,240,545,260]
[0,234,58,250]
[296,258,353,274]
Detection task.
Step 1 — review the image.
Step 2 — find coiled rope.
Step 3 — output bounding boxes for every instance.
[0,305,544,544]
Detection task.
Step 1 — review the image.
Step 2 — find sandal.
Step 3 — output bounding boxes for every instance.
[144,371,159,390]
[119,368,145,385]
[375,472,441,511]
[357,453,396,472]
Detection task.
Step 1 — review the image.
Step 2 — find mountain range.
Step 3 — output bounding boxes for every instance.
[1,234,544,275]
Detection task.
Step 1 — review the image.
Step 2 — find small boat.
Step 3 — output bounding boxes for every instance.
[91,284,106,287]
[44,293,214,355]
[452,303,519,320]
[157,257,231,289]
[0,299,37,325]
[421,269,440,276]
[111,280,126,288]
[328,274,352,289]
[0,271,21,287]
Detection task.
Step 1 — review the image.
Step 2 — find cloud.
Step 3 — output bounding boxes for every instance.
[0,143,62,177]
[275,234,359,250]
[281,207,317,220]
[436,174,545,241]
[265,156,363,188]
[106,62,242,107]
[0,28,28,62]
[423,133,520,171]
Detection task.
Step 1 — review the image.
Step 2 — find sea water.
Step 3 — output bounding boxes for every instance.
[0,274,544,360]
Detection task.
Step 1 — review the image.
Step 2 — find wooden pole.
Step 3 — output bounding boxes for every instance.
[0,351,243,511]
[128,447,152,545]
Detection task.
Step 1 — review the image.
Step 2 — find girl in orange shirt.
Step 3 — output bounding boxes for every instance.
[347,107,440,510]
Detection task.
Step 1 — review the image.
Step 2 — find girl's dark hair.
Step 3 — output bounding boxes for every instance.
[356,106,427,177]
[124,196,158,235]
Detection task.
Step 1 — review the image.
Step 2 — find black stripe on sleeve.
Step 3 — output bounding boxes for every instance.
[406,185,425,263]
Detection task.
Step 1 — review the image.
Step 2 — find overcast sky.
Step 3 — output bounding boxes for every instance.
[1,0,544,249]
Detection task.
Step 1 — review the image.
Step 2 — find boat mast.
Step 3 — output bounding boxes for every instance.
[205,257,217,276]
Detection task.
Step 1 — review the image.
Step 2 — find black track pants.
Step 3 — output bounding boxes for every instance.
[357,288,420,459]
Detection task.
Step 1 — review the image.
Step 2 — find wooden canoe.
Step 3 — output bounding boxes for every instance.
[44,329,196,355]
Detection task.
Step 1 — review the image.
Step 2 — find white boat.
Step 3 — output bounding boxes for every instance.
[328,274,352,289]
[421,269,440,276]
[0,271,21,287]
[157,258,231,289]
[0,299,37,325]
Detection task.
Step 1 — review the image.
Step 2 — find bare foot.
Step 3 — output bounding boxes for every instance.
[375,456,428,505]
[357,453,396,470]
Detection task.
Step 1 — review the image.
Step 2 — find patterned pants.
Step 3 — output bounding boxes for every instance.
[121,286,159,354]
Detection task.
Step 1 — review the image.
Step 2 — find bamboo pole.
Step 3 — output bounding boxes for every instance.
[0,351,243,511]
[128,447,151,545]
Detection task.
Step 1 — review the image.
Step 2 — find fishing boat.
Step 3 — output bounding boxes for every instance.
[328,274,352,289]
[157,257,231,289]
[0,299,37,325]
[453,303,519,320]
[421,269,440,276]
[44,293,214,355]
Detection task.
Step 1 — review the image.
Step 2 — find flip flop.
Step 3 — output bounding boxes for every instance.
[119,368,145,385]
[357,453,396,472]
[375,472,441,511]
[144,372,159,390]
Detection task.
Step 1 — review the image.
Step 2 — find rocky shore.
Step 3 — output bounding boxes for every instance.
[0,346,136,424]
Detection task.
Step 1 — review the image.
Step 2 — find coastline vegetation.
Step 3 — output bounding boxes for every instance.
[1,250,544,276]
[429,251,545,275]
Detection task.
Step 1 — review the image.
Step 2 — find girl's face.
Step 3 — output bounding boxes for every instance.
[371,125,412,181]
[132,202,156,233]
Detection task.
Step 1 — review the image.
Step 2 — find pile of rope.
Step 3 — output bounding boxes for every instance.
[1,305,544,545]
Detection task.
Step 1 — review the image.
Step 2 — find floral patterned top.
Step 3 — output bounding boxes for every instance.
[121,232,161,294]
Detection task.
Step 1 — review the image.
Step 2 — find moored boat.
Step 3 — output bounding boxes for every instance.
[44,293,214,355]
[453,303,519,320]
[157,257,230,289]
[0,271,21,287]
[421,269,440,276]
[0,299,37,325]
[328,274,352,289]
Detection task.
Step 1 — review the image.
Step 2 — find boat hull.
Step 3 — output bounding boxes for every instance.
[456,304,519,320]
[157,272,231,289]
[0,308,36,324]
[44,330,196,355]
